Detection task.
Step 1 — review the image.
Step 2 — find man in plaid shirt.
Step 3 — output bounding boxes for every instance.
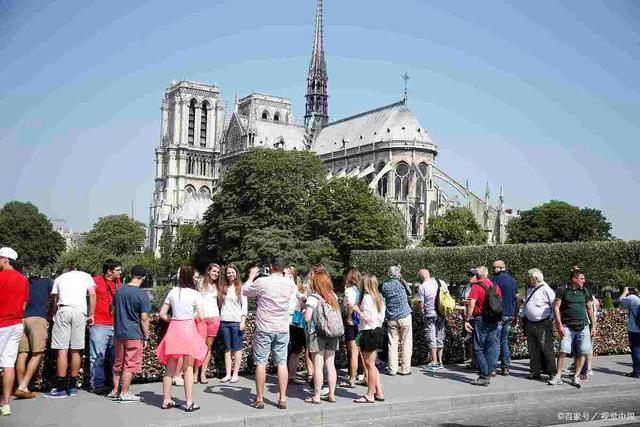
[243,256,297,410]
[380,266,413,376]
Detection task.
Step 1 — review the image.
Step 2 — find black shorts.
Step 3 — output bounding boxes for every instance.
[345,324,358,342]
[359,327,383,353]
[289,325,306,354]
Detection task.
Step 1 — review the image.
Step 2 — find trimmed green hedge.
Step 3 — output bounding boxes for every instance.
[351,241,640,293]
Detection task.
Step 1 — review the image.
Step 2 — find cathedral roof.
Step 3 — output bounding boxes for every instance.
[251,121,307,150]
[312,100,436,155]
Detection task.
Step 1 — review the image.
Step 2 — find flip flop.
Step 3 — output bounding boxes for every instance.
[229,377,239,384]
[339,381,355,388]
[278,400,287,409]
[321,396,336,403]
[161,401,176,409]
[374,394,385,402]
[184,402,200,412]
[220,377,231,383]
[353,396,375,404]
[304,397,321,404]
[199,379,209,384]
[250,400,264,409]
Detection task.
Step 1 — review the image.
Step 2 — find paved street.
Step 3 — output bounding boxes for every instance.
[4,355,639,427]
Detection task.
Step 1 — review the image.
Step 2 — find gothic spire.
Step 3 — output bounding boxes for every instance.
[305,0,329,129]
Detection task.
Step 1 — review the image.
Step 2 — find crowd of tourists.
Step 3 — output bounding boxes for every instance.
[0,246,639,417]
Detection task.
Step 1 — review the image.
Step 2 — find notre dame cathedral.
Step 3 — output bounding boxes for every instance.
[149,0,513,255]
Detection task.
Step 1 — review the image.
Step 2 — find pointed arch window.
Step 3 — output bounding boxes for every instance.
[200,103,208,147]
[395,162,410,200]
[188,100,196,145]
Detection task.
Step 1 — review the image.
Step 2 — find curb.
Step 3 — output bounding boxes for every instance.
[153,381,640,427]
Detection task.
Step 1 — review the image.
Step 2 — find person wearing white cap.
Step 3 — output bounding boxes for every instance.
[0,247,29,416]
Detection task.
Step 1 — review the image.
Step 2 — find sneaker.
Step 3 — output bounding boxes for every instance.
[291,377,308,385]
[436,363,444,370]
[106,390,120,401]
[118,392,142,403]
[571,376,582,389]
[547,376,563,386]
[43,388,68,399]
[586,369,594,377]
[67,387,79,397]
[500,368,510,376]
[320,387,330,397]
[1,404,10,416]
[579,373,588,381]
[470,377,490,387]
[425,362,439,372]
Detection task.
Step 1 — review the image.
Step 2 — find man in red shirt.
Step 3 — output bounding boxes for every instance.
[0,247,29,416]
[89,259,121,394]
[464,266,502,387]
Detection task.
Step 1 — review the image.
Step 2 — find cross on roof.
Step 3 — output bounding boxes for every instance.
[402,72,410,100]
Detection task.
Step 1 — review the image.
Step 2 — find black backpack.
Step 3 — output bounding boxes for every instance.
[476,282,503,322]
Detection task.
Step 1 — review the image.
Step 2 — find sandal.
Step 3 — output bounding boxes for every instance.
[250,400,264,409]
[304,397,321,404]
[374,394,385,402]
[353,396,375,404]
[339,381,355,388]
[184,402,200,412]
[220,376,231,383]
[278,400,287,409]
[199,378,209,384]
[321,395,336,403]
[229,377,239,384]
[161,401,176,409]
[355,379,368,386]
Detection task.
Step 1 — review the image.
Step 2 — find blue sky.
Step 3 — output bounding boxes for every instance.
[1,0,638,238]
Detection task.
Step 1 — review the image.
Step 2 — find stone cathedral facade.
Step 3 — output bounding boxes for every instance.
[149,0,512,255]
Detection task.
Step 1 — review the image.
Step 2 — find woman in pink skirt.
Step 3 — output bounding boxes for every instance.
[157,265,207,411]
[196,263,222,384]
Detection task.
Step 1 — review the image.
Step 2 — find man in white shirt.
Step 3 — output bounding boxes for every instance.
[520,268,556,380]
[416,269,448,371]
[243,256,296,410]
[43,266,96,399]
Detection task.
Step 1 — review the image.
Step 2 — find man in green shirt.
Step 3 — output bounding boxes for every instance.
[548,269,596,388]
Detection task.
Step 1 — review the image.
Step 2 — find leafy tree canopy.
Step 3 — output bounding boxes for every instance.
[196,149,406,271]
[309,177,406,262]
[198,149,325,263]
[84,214,146,257]
[0,201,65,273]
[158,224,200,278]
[506,200,613,244]
[421,207,487,247]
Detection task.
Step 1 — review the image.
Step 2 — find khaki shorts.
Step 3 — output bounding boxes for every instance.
[51,306,87,350]
[18,317,49,353]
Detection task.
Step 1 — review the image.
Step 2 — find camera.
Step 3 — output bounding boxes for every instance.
[257,257,270,278]
[628,287,638,295]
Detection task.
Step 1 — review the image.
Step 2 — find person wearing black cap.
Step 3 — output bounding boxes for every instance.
[108,265,151,402]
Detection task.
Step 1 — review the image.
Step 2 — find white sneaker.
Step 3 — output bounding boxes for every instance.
[548,375,563,386]
[587,369,594,376]
[320,387,330,397]
[571,376,581,389]
[1,404,10,416]
[118,392,142,403]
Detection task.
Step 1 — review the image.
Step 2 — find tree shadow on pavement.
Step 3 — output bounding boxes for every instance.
[421,366,473,384]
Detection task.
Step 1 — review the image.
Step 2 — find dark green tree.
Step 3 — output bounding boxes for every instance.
[507,200,613,244]
[0,201,65,273]
[421,206,487,247]
[55,244,113,276]
[158,224,200,277]
[309,177,406,263]
[239,227,341,276]
[84,214,146,257]
[197,149,325,263]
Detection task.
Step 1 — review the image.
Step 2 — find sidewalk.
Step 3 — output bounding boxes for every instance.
[5,355,639,427]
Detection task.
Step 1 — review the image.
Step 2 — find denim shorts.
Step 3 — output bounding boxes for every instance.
[560,325,592,355]
[220,321,244,351]
[253,330,289,366]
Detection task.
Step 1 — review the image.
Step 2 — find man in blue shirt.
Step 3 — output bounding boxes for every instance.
[380,266,413,376]
[491,260,520,376]
[619,287,640,378]
[108,265,151,402]
[15,276,53,399]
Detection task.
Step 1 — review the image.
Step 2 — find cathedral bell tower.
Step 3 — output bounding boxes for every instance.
[304,0,329,130]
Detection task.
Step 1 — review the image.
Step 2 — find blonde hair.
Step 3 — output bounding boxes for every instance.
[199,263,221,294]
[360,273,384,313]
